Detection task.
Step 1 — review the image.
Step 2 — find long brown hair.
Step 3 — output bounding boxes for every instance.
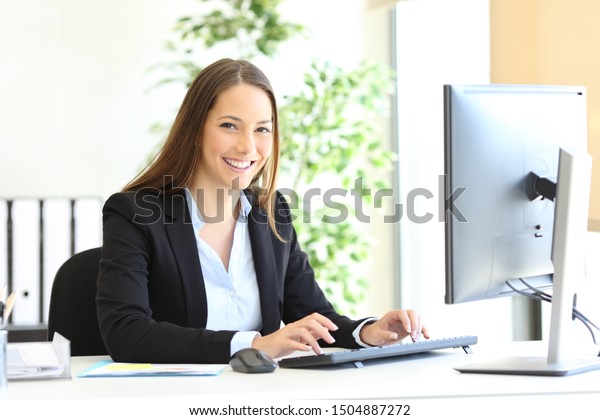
[124,58,282,239]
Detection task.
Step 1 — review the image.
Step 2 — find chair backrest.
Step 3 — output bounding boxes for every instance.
[47,247,107,356]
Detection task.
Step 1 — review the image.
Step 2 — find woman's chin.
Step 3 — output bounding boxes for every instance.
[227,176,252,190]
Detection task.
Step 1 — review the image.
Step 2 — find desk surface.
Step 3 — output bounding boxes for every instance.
[4,340,600,400]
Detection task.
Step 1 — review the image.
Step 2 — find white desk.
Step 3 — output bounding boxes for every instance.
[3,340,600,418]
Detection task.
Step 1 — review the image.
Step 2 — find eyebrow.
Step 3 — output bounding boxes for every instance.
[217,115,272,125]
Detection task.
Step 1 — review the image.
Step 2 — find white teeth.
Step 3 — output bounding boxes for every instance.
[224,158,252,169]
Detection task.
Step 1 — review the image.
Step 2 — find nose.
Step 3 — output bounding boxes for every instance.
[236,131,256,155]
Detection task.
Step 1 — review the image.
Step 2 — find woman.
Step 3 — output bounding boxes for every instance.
[96,58,429,364]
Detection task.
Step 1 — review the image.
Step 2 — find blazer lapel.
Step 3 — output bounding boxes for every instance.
[247,197,283,334]
[164,191,208,328]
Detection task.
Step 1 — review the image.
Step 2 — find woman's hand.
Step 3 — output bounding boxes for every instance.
[359,310,430,347]
[252,313,338,359]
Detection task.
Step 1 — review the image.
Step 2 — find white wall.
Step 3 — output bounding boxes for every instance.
[0,0,200,199]
[0,0,395,319]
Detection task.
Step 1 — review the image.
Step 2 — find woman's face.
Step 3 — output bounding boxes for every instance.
[196,83,273,191]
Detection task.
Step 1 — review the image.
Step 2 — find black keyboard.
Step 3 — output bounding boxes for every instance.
[278,335,478,368]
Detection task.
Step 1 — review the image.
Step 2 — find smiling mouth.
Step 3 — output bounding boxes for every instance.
[223,157,254,169]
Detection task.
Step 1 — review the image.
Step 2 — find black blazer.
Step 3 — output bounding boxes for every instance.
[96,189,366,363]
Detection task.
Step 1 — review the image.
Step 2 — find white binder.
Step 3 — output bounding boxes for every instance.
[11,199,41,325]
[73,197,102,254]
[42,199,72,324]
[1,197,102,326]
[0,201,7,294]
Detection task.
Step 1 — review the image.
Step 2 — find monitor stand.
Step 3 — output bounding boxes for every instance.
[455,148,600,376]
[454,355,600,377]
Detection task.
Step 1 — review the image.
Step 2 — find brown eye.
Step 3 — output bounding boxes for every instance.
[220,122,236,130]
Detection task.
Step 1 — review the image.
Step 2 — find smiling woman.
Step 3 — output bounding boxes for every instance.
[95,58,429,365]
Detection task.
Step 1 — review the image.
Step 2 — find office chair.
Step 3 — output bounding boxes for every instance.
[47,247,108,356]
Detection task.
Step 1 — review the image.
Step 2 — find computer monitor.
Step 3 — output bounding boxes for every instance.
[443,84,599,376]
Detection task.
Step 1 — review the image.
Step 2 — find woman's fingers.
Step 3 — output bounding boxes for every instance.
[304,317,336,344]
[254,314,339,358]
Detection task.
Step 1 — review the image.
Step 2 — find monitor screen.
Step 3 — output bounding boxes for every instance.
[443,84,588,305]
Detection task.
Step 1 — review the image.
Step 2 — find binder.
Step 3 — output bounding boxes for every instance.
[11,199,41,325]
[42,199,72,324]
[0,197,103,326]
[73,198,102,254]
[0,201,7,294]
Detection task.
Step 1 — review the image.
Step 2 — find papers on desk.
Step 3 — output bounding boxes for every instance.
[7,333,71,380]
[80,361,228,377]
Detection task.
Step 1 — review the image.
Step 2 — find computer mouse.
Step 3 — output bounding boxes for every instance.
[229,348,277,374]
